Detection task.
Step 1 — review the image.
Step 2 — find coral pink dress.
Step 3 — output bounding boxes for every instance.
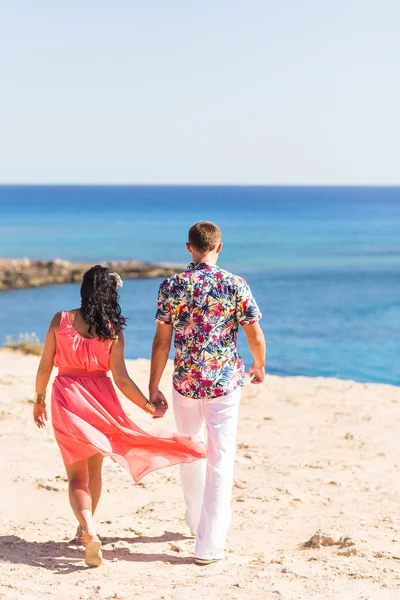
[51,311,206,481]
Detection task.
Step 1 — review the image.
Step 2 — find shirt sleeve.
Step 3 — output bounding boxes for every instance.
[236,279,262,326]
[154,279,173,325]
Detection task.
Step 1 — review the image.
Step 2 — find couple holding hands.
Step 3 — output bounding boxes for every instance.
[33,221,266,567]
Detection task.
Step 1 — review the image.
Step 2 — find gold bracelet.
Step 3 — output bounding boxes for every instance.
[143,400,156,414]
[34,392,46,404]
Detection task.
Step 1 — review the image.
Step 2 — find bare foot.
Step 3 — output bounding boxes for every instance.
[75,525,86,545]
[85,530,100,544]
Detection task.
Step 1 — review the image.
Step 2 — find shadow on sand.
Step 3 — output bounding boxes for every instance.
[0,531,194,574]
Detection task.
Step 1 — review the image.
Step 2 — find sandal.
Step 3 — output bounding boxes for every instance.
[85,539,103,567]
[194,557,221,566]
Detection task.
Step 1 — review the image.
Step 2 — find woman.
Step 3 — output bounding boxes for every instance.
[33,265,206,567]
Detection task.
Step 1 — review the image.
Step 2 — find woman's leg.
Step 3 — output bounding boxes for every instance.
[65,458,99,542]
[88,454,104,516]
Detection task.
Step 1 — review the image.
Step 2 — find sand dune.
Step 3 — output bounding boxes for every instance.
[1,350,400,600]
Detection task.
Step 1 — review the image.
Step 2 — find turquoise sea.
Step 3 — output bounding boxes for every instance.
[0,185,399,385]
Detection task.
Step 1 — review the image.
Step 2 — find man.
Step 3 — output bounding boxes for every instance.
[149,221,266,565]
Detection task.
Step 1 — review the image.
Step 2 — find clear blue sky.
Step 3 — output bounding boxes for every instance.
[0,1,399,184]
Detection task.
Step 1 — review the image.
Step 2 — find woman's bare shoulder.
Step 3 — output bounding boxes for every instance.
[66,308,81,319]
[49,311,63,330]
[109,329,125,352]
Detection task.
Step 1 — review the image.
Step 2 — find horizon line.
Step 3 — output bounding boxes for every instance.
[0,183,400,188]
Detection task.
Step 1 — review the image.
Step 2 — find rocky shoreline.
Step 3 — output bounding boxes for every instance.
[0,258,182,291]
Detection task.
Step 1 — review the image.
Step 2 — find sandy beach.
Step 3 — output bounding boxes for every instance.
[1,350,400,600]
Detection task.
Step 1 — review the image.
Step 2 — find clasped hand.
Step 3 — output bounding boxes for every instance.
[150,389,169,419]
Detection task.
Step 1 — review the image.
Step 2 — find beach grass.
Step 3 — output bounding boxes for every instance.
[3,333,43,356]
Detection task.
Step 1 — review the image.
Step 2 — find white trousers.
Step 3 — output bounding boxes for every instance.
[172,386,241,560]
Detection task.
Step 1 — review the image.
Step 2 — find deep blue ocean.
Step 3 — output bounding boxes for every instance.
[0,185,399,385]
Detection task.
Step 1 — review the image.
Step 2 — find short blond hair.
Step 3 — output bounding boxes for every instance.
[188,221,222,254]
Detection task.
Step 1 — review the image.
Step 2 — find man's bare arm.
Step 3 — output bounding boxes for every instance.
[149,323,173,403]
[242,321,266,384]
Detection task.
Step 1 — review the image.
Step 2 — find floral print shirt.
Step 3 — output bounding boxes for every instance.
[155,262,262,399]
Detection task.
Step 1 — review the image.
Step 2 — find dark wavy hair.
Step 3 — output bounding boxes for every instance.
[80,265,127,340]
